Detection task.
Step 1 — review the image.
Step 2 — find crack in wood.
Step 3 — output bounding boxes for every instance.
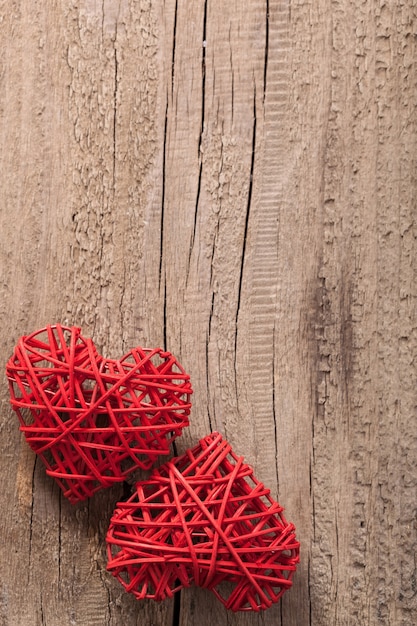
[234,88,257,354]
[264,0,270,101]
[58,492,62,592]
[112,44,118,195]
[28,456,37,577]
[159,101,169,292]
[40,591,46,626]
[171,0,178,97]
[172,587,181,626]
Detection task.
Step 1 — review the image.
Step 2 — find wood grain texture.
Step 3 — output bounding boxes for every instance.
[0,1,415,625]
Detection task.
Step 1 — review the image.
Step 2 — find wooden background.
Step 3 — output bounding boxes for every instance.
[0,1,416,624]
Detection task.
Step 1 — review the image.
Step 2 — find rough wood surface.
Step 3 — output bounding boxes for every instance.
[0,1,416,625]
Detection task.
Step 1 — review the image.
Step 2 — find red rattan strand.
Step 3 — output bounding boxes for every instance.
[6,324,192,503]
[106,432,300,612]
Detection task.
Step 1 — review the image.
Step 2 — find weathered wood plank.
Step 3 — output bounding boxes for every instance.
[0,1,416,625]
[0,1,172,625]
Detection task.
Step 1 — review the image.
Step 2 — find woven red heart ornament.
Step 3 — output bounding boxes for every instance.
[106,432,300,612]
[6,324,192,503]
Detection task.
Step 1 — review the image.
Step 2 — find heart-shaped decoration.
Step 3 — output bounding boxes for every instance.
[106,432,300,612]
[6,324,192,503]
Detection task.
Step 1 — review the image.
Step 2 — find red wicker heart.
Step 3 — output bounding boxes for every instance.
[6,324,192,503]
[106,432,300,612]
